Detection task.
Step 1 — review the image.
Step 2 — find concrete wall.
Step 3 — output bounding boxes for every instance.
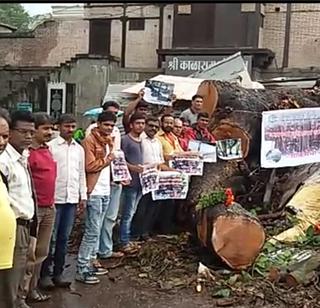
[288,4,320,68]
[163,5,174,49]
[110,20,122,58]
[125,18,159,68]
[86,4,169,68]
[263,3,320,69]
[262,4,287,68]
[49,57,119,120]
[0,18,89,67]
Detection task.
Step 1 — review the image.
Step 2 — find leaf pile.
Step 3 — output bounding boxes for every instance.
[254,225,320,276]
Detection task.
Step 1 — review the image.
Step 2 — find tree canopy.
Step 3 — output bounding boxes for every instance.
[0,3,32,31]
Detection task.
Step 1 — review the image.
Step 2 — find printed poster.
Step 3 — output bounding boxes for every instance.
[169,153,203,176]
[139,165,159,195]
[151,171,189,201]
[111,150,131,182]
[188,140,217,163]
[261,108,320,168]
[144,80,175,106]
[217,138,242,160]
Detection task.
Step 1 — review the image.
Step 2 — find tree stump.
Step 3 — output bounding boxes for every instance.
[196,202,265,270]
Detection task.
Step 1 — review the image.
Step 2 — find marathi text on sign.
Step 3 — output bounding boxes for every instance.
[261,108,320,168]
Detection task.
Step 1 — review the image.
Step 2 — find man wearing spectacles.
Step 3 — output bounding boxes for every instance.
[0,110,37,308]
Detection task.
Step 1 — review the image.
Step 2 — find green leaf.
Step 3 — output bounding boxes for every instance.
[306,225,314,238]
[213,288,231,298]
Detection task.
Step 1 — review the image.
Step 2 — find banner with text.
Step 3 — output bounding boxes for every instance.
[261,108,320,168]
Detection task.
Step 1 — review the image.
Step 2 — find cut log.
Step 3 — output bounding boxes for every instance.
[196,202,265,270]
[196,80,219,117]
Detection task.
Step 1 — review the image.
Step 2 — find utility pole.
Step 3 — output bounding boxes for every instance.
[121,3,127,68]
[282,3,292,68]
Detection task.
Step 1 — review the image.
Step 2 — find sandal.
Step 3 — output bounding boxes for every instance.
[121,244,139,254]
[110,251,124,258]
[27,289,51,303]
[92,259,103,268]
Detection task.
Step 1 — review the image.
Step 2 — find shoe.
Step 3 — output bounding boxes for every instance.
[121,243,139,254]
[99,251,124,259]
[52,274,72,288]
[129,241,142,249]
[39,276,55,291]
[17,298,31,308]
[92,266,108,276]
[91,260,108,276]
[27,288,51,303]
[75,272,100,285]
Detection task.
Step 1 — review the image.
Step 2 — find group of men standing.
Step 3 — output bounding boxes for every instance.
[0,90,216,307]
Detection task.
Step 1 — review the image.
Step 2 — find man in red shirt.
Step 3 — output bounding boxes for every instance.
[20,113,57,304]
[172,118,189,151]
[185,112,216,144]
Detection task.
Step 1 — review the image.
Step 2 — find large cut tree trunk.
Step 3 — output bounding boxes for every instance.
[196,202,265,270]
[186,81,320,207]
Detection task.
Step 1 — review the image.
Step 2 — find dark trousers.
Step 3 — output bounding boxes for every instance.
[131,193,160,238]
[155,199,178,234]
[0,224,30,308]
[41,203,76,278]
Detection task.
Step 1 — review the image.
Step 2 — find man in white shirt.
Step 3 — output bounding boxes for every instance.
[76,111,117,285]
[131,116,173,240]
[0,110,36,308]
[40,114,87,290]
[85,101,124,261]
[180,94,204,125]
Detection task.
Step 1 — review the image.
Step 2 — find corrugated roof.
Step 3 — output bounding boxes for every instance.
[0,23,17,31]
[122,75,205,100]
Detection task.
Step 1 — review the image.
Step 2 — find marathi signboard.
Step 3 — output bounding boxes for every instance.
[164,55,252,76]
[261,108,320,168]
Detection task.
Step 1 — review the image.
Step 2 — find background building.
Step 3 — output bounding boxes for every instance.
[1,3,320,120]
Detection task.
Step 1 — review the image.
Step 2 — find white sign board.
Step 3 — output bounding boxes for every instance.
[261,108,320,168]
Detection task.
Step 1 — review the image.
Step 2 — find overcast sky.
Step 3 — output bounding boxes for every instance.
[22,3,83,16]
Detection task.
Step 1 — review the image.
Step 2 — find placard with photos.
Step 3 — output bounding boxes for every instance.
[111,150,132,182]
[139,164,159,195]
[151,171,189,200]
[169,153,203,176]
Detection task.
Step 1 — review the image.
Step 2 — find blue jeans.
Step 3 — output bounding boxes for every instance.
[41,203,76,278]
[77,195,110,274]
[98,183,122,258]
[119,186,142,245]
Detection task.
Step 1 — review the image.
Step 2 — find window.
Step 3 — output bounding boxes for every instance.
[129,18,145,31]
[260,13,264,28]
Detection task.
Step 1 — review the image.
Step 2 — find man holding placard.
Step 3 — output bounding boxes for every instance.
[76,111,116,285]
[132,116,174,240]
[119,113,146,253]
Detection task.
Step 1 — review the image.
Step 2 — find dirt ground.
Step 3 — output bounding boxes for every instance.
[31,234,320,308]
[33,264,213,308]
